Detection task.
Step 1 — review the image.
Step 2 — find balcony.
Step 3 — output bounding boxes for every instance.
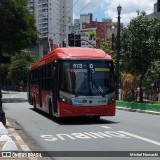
[39,0,48,5]
[38,13,48,20]
[38,4,48,10]
[38,20,48,25]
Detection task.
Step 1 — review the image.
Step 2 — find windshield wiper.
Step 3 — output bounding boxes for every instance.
[75,79,87,97]
[90,81,105,97]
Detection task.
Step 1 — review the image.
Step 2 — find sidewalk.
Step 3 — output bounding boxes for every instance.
[0,120,37,160]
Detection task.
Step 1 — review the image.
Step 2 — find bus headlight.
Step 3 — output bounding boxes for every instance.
[108,97,115,104]
[60,97,72,105]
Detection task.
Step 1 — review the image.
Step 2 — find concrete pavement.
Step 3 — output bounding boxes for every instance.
[0,120,37,160]
[1,90,159,159]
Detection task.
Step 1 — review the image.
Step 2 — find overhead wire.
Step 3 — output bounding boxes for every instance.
[49,0,80,37]
[48,0,97,47]
[50,0,96,37]
[74,0,95,16]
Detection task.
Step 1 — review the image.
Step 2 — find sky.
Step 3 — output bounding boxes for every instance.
[73,0,157,26]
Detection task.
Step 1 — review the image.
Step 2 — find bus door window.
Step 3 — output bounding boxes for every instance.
[60,62,72,92]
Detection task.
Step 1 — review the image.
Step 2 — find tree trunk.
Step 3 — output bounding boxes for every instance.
[131,88,135,100]
[139,76,144,102]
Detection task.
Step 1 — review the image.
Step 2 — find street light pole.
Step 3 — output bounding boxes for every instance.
[116,5,122,100]
[111,26,115,49]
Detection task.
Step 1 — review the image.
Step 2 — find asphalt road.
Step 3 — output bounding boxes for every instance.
[2,92,160,160]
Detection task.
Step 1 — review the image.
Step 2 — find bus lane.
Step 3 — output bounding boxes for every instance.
[41,127,131,142]
[40,124,160,151]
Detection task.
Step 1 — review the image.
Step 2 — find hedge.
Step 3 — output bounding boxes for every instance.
[116,101,160,112]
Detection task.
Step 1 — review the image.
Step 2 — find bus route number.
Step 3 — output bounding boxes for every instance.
[73,64,82,68]
[89,64,94,68]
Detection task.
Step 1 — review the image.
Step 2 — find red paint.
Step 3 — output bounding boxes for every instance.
[31,47,112,69]
[58,101,116,117]
[29,47,115,118]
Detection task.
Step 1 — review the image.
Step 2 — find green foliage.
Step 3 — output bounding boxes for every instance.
[88,32,116,59]
[0,0,38,54]
[88,32,96,40]
[123,94,136,102]
[121,12,160,74]
[100,41,116,63]
[0,64,9,78]
[121,11,160,101]
[8,50,39,85]
[143,61,160,94]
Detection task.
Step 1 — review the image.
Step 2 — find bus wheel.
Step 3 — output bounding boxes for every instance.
[33,97,37,110]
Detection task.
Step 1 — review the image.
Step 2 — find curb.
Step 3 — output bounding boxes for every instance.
[0,120,37,160]
[116,107,160,115]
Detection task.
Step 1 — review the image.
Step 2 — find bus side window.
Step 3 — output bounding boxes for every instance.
[52,64,57,88]
[42,66,46,90]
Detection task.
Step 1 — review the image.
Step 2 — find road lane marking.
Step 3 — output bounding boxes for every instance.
[41,131,130,141]
[41,130,160,147]
[101,126,111,129]
[118,131,160,146]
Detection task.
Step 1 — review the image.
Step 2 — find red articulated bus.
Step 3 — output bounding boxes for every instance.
[28,47,116,119]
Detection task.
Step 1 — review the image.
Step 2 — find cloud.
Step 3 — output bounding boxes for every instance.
[73,0,157,26]
[106,0,156,26]
[73,0,106,16]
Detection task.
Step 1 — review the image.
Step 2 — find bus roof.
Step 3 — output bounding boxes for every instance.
[31,47,112,69]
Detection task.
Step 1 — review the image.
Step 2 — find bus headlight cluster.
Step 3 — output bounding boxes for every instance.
[108,97,115,104]
[60,96,72,105]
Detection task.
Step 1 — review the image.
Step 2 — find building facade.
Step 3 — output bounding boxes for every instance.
[80,28,96,48]
[27,0,73,56]
[148,0,160,19]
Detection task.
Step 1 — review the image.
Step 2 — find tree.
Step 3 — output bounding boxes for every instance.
[0,0,38,54]
[143,61,160,100]
[8,50,39,87]
[0,64,10,90]
[121,11,160,101]
[0,0,38,125]
[100,41,116,63]
[88,33,116,62]
[88,31,96,40]
[121,72,137,101]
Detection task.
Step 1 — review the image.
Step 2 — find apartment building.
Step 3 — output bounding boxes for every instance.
[74,12,124,49]
[74,13,96,48]
[27,0,73,56]
[80,28,96,48]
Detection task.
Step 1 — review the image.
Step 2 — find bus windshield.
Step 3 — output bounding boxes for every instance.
[60,60,115,96]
